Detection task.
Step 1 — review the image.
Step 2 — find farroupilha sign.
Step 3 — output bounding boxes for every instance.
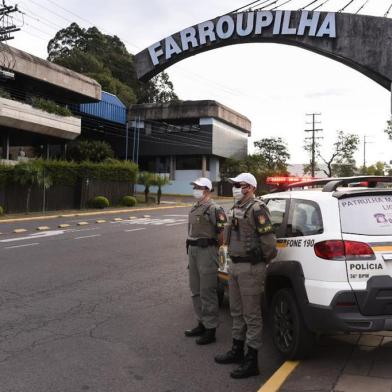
[148,11,336,66]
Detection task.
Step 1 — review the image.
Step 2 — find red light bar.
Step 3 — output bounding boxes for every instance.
[266,176,316,185]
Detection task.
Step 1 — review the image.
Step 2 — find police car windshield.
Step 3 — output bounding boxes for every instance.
[339,195,392,236]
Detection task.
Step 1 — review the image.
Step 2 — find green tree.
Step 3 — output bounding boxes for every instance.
[318,131,360,177]
[13,162,52,213]
[138,172,155,203]
[67,140,114,163]
[364,161,388,175]
[253,137,290,172]
[47,23,178,105]
[152,174,171,204]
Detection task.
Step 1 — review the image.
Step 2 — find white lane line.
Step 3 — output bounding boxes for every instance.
[4,243,40,249]
[164,214,188,217]
[166,222,187,226]
[124,228,146,232]
[68,228,99,233]
[0,230,65,243]
[74,234,101,240]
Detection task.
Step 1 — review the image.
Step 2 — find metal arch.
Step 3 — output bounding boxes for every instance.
[134,11,392,95]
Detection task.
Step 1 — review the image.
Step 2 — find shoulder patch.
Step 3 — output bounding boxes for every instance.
[254,207,274,235]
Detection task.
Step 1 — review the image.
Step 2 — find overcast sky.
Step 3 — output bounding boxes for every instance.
[7,0,392,167]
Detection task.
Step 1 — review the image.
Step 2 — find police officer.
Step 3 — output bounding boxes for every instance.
[215,173,277,378]
[185,177,227,345]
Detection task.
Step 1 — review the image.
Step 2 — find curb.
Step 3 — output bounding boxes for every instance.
[257,361,300,392]
[0,204,191,224]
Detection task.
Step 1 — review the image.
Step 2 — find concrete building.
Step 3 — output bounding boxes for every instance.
[0,45,101,162]
[129,100,251,194]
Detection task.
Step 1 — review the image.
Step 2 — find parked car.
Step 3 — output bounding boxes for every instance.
[218,176,392,359]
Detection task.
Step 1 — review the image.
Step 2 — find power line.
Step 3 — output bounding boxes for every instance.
[272,0,296,11]
[356,0,370,14]
[312,0,331,11]
[230,0,269,13]
[385,2,392,17]
[339,0,355,12]
[300,0,320,10]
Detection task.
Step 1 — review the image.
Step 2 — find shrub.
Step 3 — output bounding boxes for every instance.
[89,196,110,209]
[67,140,114,163]
[0,206,4,215]
[31,97,72,117]
[121,195,137,207]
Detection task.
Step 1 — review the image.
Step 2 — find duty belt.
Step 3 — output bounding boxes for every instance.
[186,238,217,248]
[231,255,262,265]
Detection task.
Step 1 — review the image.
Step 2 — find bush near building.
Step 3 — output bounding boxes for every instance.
[121,196,137,207]
[89,196,109,209]
[0,206,4,215]
[0,159,138,186]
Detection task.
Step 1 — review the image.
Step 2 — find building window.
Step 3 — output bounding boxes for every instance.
[176,156,209,170]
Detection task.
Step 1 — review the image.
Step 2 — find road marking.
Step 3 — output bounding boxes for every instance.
[257,361,300,392]
[0,230,65,243]
[166,222,187,226]
[36,226,50,231]
[96,219,106,223]
[74,234,101,240]
[164,214,188,217]
[113,218,123,221]
[77,222,89,226]
[124,228,146,233]
[68,228,98,233]
[4,242,40,249]
[13,229,27,233]
[58,224,70,228]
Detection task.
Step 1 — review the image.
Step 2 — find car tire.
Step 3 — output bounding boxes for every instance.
[270,288,315,360]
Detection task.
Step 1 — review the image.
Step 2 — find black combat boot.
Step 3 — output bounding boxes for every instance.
[214,339,244,364]
[230,346,259,379]
[184,322,205,337]
[196,328,216,345]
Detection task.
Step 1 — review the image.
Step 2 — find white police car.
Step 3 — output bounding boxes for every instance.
[219,176,392,359]
[265,176,392,359]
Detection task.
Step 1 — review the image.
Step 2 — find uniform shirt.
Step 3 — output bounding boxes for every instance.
[188,199,227,240]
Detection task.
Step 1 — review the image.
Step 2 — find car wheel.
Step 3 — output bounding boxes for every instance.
[270,288,315,359]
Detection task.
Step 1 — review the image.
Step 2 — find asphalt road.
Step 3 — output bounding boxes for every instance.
[0,205,283,392]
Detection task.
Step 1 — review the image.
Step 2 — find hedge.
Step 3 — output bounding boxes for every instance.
[0,159,138,187]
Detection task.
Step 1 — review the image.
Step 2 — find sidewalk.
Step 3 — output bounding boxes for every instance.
[0,194,232,224]
[0,197,191,224]
[279,332,392,392]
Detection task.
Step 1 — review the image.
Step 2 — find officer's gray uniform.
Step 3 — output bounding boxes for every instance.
[187,200,226,329]
[225,197,276,349]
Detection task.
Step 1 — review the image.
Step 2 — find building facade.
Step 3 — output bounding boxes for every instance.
[0,45,101,162]
[129,100,251,194]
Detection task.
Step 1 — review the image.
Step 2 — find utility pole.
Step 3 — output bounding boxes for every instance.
[305,113,323,177]
[0,1,21,42]
[362,135,374,173]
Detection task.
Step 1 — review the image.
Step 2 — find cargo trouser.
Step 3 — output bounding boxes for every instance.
[228,261,266,349]
[188,245,219,329]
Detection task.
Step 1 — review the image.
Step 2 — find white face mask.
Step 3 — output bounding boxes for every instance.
[232,187,244,200]
[193,189,204,200]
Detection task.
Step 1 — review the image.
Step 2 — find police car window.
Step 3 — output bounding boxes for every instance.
[265,199,287,232]
[287,200,323,237]
[339,194,392,235]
